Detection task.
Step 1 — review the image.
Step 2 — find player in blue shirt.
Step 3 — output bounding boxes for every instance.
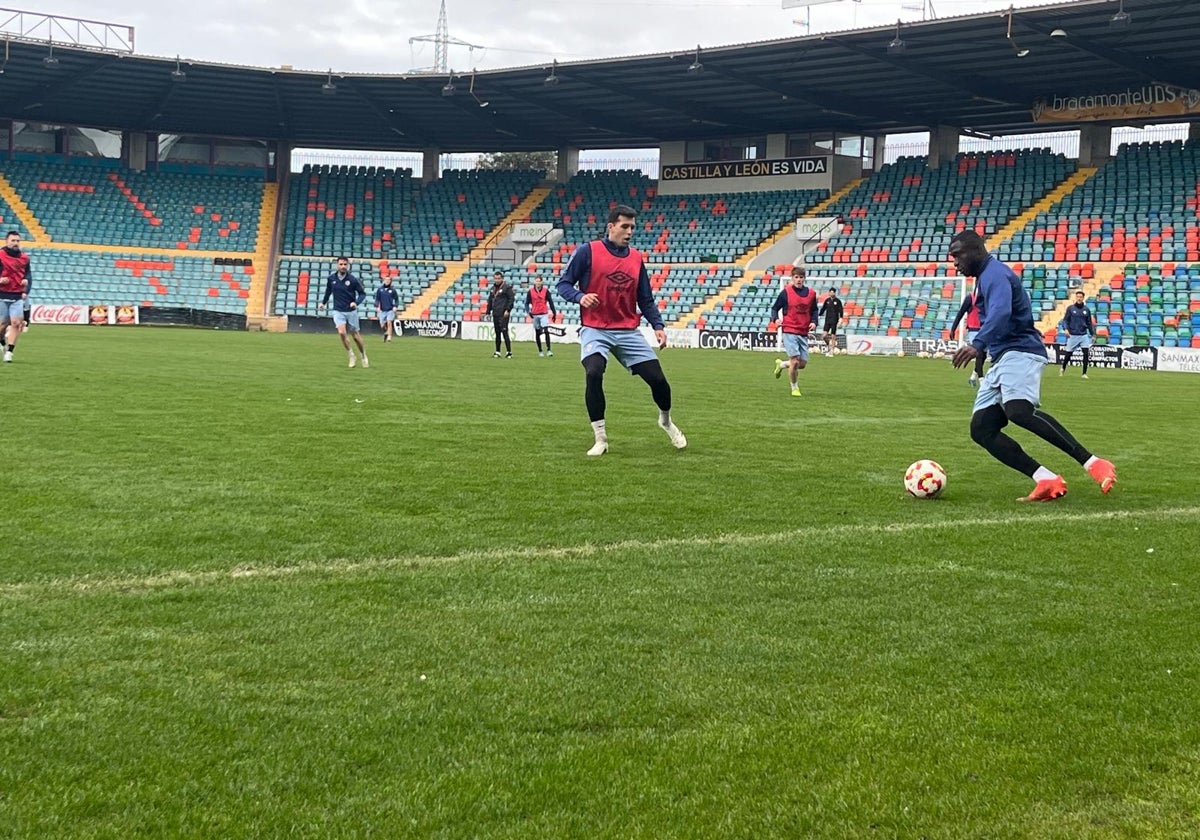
[1059,290,1095,378]
[948,232,1115,501]
[374,274,400,343]
[318,256,369,368]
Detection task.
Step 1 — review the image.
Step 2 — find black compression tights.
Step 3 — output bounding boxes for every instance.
[969,400,1091,477]
[582,354,671,422]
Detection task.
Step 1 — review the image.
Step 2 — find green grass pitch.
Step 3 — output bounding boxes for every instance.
[2,326,1198,838]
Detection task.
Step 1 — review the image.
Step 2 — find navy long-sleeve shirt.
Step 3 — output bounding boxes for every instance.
[556,239,663,331]
[970,256,1045,363]
[322,272,366,311]
[1062,303,1095,336]
[374,284,400,312]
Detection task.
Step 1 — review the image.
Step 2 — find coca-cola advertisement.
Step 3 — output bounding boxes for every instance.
[30,303,89,326]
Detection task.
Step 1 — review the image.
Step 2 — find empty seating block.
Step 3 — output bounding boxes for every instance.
[282,164,412,259]
[26,249,253,313]
[2,159,262,251]
[530,170,826,264]
[812,149,1074,264]
[1090,262,1200,347]
[391,169,542,261]
[997,139,1200,263]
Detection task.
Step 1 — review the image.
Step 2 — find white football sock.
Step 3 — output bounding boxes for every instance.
[1033,466,1058,482]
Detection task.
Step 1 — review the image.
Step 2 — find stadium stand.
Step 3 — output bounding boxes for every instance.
[1089,263,1200,348]
[281,164,412,259]
[530,170,827,265]
[28,249,252,312]
[274,258,446,318]
[1,159,262,251]
[997,140,1200,264]
[810,150,1075,264]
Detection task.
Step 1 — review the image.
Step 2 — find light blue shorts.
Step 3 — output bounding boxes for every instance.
[533,313,551,330]
[332,309,361,332]
[580,326,658,372]
[972,350,1049,414]
[782,332,809,361]
[1065,334,1093,352]
[378,310,396,324]
[965,329,979,344]
[2,299,24,321]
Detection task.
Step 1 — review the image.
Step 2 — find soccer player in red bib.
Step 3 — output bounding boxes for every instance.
[768,265,819,397]
[525,274,557,357]
[556,204,686,456]
[950,286,986,387]
[0,231,32,363]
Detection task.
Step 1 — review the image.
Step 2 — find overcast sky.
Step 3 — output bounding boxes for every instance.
[40,0,1061,74]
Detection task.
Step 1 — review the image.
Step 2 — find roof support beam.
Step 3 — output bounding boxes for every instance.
[1017,18,1200,90]
[483,80,642,140]
[6,54,116,112]
[342,79,431,147]
[825,37,1032,107]
[700,59,927,129]
[560,67,759,131]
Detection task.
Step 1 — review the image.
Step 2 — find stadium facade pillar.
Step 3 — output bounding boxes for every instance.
[422,148,440,183]
[273,143,292,183]
[927,125,960,169]
[122,132,148,171]
[557,147,579,182]
[1077,124,1112,167]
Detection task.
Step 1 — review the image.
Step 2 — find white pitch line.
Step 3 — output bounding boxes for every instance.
[2,506,1195,598]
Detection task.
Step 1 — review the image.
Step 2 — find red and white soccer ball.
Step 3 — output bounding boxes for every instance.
[905,459,947,499]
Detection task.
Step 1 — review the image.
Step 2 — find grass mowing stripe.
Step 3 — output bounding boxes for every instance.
[5,504,1195,597]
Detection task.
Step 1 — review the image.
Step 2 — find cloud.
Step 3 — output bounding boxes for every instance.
[39,0,1047,73]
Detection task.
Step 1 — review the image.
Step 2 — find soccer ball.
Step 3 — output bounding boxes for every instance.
[905,459,947,499]
[896,349,906,358]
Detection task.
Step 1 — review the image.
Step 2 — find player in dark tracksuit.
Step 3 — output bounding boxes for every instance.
[818,286,844,356]
[485,271,515,357]
[1059,290,1096,378]
[949,231,1115,502]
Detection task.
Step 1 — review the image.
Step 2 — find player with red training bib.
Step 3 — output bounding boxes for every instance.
[556,204,686,457]
[768,265,819,397]
[525,275,557,357]
[0,230,32,364]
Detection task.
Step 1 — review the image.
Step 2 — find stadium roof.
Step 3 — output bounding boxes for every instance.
[1,0,1197,153]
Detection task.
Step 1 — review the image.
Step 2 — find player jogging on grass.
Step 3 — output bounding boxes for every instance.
[769,265,818,397]
[1059,290,1096,379]
[526,275,557,357]
[948,231,1116,502]
[556,204,686,457]
[0,230,32,364]
[374,274,400,343]
[318,256,369,368]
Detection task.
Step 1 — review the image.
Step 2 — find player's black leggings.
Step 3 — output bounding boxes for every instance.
[970,400,1091,477]
[1061,346,1090,374]
[535,325,551,352]
[582,353,670,422]
[493,317,511,353]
